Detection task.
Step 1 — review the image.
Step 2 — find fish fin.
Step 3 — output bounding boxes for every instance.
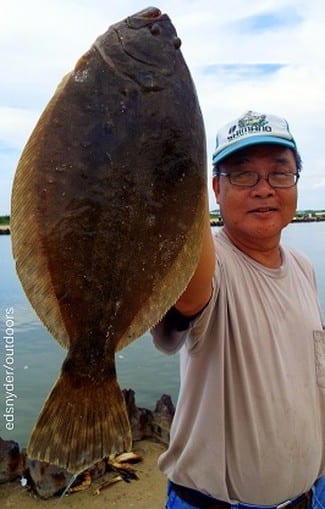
[27,370,132,473]
[11,82,71,350]
[11,210,71,350]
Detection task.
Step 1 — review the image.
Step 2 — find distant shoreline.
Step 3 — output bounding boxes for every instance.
[1,216,324,235]
[210,216,325,227]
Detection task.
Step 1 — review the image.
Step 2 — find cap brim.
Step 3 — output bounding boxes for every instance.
[212,136,296,165]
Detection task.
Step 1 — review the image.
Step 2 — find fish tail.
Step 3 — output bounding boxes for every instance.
[27,371,132,473]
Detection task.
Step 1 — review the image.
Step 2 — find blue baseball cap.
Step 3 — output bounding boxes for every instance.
[212,110,297,165]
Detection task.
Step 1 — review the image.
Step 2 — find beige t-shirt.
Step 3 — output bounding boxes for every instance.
[152,229,325,505]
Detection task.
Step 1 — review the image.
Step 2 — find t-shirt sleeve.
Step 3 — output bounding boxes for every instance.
[151,306,199,354]
[151,266,219,355]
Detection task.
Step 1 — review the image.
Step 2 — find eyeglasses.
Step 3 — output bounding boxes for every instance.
[216,170,300,188]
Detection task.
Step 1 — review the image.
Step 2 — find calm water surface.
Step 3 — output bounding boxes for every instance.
[0,222,324,447]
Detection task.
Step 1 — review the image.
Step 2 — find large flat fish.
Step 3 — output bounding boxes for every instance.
[11,7,207,474]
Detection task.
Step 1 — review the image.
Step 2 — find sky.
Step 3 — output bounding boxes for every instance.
[1,0,324,214]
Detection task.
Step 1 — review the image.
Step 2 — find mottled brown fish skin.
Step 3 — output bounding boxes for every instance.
[11,7,207,473]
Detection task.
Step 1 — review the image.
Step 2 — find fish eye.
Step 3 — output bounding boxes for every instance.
[150,23,161,36]
[173,36,182,49]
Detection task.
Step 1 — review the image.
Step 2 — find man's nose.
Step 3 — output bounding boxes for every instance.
[252,176,275,196]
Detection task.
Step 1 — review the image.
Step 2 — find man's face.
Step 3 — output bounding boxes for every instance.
[212,144,298,249]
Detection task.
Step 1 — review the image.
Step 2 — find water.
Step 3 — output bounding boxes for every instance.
[281,222,325,311]
[1,222,324,447]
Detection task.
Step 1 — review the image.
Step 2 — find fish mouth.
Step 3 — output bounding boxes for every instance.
[124,7,163,32]
[128,7,163,24]
[124,7,182,55]
[139,7,162,19]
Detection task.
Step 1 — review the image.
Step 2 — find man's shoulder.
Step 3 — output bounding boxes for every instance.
[282,244,314,275]
[282,244,312,265]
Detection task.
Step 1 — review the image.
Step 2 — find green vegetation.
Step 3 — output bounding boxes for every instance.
[0,215,10,226]
[209,209,325,225]
[295,210,325,219]
[210,209,325,219]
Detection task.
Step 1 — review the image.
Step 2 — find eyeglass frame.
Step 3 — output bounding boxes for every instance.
[214,170,300,189]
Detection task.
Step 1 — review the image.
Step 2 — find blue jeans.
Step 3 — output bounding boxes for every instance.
[312,477,325,509]
[166,477,325,509]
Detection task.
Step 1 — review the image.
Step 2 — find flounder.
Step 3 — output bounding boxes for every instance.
[11,7,207,473]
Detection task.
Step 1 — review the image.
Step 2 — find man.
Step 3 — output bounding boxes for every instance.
[152,111,325,509]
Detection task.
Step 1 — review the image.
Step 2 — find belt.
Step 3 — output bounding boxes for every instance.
[169,481,312,509]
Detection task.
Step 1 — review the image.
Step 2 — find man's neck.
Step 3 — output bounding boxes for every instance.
[223,228,282,268]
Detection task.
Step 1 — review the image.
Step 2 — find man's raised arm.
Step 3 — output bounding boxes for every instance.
[175,206,216,317]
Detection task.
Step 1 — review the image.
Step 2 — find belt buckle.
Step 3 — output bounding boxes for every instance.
[276,500,292,509]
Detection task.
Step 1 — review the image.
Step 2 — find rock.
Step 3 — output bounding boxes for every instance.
[152,395,175,445]
[25,458,73,498]
[123,390,175,445]
[25,457,106,499]
[0,437,23,482]
[123,389,153,441]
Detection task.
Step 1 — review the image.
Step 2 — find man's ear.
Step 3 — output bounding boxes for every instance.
[212,176,220,204]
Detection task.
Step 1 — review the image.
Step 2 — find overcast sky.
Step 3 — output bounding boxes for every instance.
[1,0,324,214]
